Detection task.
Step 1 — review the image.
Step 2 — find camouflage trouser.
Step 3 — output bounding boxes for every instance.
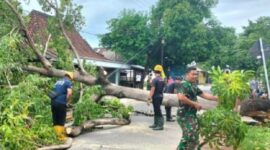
[177,108,200,150]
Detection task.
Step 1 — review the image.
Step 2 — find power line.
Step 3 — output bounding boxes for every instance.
[131,0,149,11]
[106,36,160,79]
[80,30,100,36]
[137,0,152,9]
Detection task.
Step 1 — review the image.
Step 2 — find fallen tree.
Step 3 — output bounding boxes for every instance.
[2,1,269,150]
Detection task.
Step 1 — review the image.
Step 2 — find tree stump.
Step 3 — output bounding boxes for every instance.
[240,98,270,122]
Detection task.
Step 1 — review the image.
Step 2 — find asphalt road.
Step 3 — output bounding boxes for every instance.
[70,100,181,150]
[70,85,219,150]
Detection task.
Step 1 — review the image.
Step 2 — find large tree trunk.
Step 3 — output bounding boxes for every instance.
[104,84,217,109]
[24,65,218,108]
[23,66,98,86]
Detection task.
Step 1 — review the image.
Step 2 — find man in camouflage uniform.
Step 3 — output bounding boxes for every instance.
[176,67,218,150]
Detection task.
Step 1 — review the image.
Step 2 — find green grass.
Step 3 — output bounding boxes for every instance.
[239,126,270,150]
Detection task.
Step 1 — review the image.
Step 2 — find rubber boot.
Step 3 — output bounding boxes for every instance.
[149,116,157,128]
[54,125,67,142]
[153,116,164,130]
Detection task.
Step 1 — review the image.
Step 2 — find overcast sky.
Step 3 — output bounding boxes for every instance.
[21,0,270,48]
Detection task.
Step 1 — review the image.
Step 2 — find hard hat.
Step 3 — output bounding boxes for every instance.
[154,65,163,72]
[65,71,74,80]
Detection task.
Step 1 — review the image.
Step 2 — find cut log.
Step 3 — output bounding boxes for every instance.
[66,118,130,137]
[38,137,72,150]
[66,126,83,137]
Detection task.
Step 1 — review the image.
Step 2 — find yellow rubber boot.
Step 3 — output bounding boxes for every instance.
[54,125,67,142]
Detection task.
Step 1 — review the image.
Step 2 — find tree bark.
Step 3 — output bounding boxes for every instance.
[23,65,97,86]
[66,118,130,137]
[104,84,217,109]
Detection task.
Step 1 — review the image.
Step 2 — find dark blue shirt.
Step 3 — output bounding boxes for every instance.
[151,76,165,98]
[53,77,72,104]
[165,82,181,94]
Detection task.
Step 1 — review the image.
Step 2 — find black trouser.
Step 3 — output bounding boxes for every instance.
[152,97,163,117]
[165,106,172,120]
[51,101,67,126]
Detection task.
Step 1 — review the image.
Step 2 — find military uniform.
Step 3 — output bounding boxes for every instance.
[176,80,202,150]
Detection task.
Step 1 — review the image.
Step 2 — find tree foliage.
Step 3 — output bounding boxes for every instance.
[73,97,133,126]
[0,0,86,149]
[148,0,219,67]
[37,0,85,31]
[201,20,237,69]
[0,75,60,149]
[100,10,153,65]
[199,67,254,149]
[101,0,240,70]
[209,67,254,109]
[227,17,270,71]
[199,108,247,149]
[239,127,270,150]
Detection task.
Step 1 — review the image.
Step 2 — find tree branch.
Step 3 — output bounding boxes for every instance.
[78,83,84,103]
[23,65,97,86]
[4,71,12,89]
[43,34,52,56]
[4,0,52,69]
[44,0,87,74]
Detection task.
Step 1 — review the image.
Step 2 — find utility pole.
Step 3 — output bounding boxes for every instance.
[259,38,270,100]
[161,39,165,66]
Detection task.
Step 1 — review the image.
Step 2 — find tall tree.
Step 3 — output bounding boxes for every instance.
[150,0,218,68]
[100,10,153,65]
[201,19,237,69]
[229,17,270,71]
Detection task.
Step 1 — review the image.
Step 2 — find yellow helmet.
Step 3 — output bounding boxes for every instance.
[65,71,74,80]
[154,65,163,72]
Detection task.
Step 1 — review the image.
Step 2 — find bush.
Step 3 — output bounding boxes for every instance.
[0,75,60,150]
[73,86,133,126]
[199,108,247,149]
